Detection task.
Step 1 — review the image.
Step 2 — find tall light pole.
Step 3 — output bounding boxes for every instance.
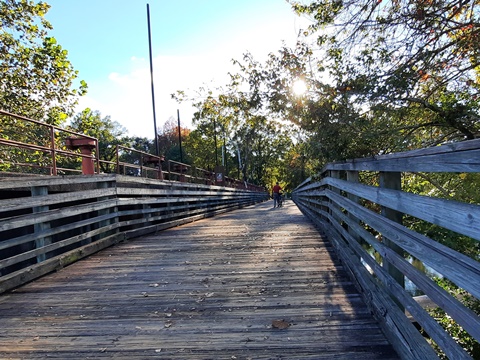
[146,4,159,156]
[177,109,183,163]
[213,116,218,167]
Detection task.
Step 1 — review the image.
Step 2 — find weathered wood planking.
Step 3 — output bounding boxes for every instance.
[293,140,480,359]
[0,201,398,359]
[325,138,480,173]
[324,177,480,241]
[0,174,268,293]
[299,201,475,359]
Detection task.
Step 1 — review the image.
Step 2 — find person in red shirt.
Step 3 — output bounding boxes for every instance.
[272,182,282,208]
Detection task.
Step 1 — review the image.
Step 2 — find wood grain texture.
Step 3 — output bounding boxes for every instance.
[323,189,480,301]
[0,174,268,292]
[324,138,480,173]
[324,177,480,241]
[0,201,398,359]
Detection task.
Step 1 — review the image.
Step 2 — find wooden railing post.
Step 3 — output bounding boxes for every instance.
[329,170,341,224]
[95,179,118,242]
[346,170,362,248]
[379,172,405,302]
[32,186,51,263]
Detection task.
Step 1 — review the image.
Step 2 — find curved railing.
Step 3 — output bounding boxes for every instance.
[293,139,480,359]
[0,109,100,175]
[0,174,269,294]
[0,110,265,192]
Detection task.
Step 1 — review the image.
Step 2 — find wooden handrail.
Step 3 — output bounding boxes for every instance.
[293,139,480,359]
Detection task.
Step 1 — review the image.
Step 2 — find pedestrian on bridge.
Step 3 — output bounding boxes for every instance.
[272,182,282,208]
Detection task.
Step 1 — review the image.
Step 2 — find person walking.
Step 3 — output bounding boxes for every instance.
[272,182,282,208]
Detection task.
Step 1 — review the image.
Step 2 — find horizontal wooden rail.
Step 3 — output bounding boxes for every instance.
[0,174,268,294]
[293,138,480,360]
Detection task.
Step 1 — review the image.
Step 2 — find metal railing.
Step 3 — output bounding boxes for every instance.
[0,110,100,175]
[0,110,265,192]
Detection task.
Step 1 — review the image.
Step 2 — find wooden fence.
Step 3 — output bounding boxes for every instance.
[292,139,480,360]
[0,174,268,294]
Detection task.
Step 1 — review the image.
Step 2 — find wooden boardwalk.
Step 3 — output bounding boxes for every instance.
[0,200,399,359]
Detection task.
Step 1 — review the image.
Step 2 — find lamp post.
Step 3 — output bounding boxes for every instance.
[146,4,159,156]
[213,116,218,167]
[177,109,183,163]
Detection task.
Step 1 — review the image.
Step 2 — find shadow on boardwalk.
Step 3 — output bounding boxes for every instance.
[0,200,399,359]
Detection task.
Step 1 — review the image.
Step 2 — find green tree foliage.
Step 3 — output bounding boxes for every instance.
[430,278,480,359]
[217,1,479,164]
[183,123,219,173]
[0,0,86,123]
[0,0,87,174]
[177,86,298,189]
[289,0,480,144]
[114,136,156,176]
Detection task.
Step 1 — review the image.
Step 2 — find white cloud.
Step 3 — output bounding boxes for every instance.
[75,9,309,139]
[77,52,239,138]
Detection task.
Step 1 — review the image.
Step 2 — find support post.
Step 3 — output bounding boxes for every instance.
[32,186,50,263]
[329,170,341,224]
[346,171,362,248]
[379,171,405,308]
[65,137,96,175]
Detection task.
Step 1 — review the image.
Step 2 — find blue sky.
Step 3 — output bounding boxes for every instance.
[44,0,308,138]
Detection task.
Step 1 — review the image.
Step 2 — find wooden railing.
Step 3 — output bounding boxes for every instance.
[0,174,269,294]
[293,139,480,359]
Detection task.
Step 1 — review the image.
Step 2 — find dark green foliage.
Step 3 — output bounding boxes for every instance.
[0,0,86,123]
[430,278,480,359]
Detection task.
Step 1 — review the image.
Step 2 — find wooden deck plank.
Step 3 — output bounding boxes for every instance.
[0,200,399,359]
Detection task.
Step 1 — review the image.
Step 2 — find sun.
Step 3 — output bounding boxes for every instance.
[292,79,307,95]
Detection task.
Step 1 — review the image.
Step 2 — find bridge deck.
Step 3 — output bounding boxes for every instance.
[0,201,398,359]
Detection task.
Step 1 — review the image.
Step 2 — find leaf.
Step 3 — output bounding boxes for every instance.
[272,319,290,329]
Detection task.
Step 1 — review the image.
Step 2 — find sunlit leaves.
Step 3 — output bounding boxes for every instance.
[0,0,86,123]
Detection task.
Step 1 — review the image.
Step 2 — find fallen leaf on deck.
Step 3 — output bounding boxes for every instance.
[272,319,290,329]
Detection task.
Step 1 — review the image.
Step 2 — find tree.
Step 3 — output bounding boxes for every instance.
[183,123,218,172]
[289,0,480,143]
[176,83,299,188]
[0,0,87,174]
[0,0,86,123]
[158,117,191,164]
